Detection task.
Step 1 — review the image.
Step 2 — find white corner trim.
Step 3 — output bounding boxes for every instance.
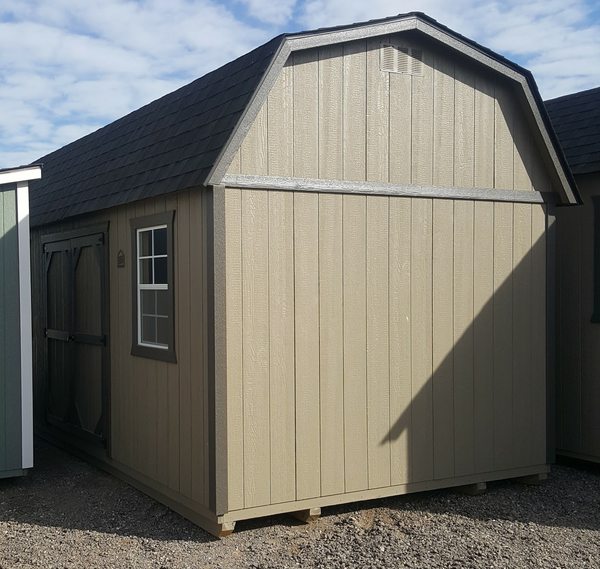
[0,166,42,186]
[221,174,551,204]
[16,181,33,469]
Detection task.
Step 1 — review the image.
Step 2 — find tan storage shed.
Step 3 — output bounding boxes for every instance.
[547,87,600,463]
[29,13,579,537]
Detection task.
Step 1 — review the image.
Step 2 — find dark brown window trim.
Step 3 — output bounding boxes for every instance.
[592,197,600,323]
[130,210,176,363]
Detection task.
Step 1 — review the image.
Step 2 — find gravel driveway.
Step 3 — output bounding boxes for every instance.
[1,438,599,568]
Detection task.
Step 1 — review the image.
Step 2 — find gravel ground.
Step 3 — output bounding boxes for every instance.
[1,439,599,568]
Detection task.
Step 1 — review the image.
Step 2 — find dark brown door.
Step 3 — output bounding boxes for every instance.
[43,227,109,449]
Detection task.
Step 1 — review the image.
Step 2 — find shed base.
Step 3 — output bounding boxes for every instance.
[36,426,550,538]
[0,468,28,479]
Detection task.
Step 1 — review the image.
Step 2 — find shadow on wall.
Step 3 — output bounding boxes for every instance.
[380,210,547,486]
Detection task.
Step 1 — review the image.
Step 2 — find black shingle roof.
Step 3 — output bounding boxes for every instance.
[29,35,283,227]
[545,86,600,175]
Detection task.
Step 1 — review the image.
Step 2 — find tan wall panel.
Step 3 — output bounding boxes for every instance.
[366,196,390,489]
[293,49,319,179]
[294,192,321,499]
[343,41,367,181]
[473,201,495,473]
[530,203,546,465]
[366,38,389,183]
[493,202,514,469]
[389,198,412,485]
[267,63,294,177]
[223,187,549,510]
[342,195,369,492]
[433,55,455,187]
[410,198,434,482]
[224,189,244,511]
[432,200,454,480]
[411,51,434,185]
[228,39,557,201]
[319,193,344,496]
[474,75,495,189]
[454,67,475,188]
[319,45,344,180]
[240,106,268,176]
[268,191,296,504]
[512,203,533,468]
[494,84,514,190]
[241,190,271,508]
[453,200,475,476]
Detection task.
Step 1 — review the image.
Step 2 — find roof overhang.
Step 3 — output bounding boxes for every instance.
[206,13,580,205]
[0,165,42,186]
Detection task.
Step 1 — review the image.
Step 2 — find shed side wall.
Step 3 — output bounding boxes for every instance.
[556,172,600,462]
[0,185,22,473]
[31,189,212,510]
[220,186,548,512]
[227,37,553,195]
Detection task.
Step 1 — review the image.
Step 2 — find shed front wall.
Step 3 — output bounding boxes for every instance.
[31,189,212,512]
[556,172,600,462]
[227,36,553,195]
[0,184,23,476]
[218,186,549,514]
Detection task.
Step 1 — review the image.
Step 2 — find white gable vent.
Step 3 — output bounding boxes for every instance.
[381,43,423,76]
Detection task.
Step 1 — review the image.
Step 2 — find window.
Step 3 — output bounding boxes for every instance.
[593,197,600,323]
[130,211,176,362]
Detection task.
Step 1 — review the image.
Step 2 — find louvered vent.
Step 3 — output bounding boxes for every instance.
[380,43,423,75]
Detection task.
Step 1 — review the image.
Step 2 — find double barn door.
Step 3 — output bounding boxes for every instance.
[43,225,109,448]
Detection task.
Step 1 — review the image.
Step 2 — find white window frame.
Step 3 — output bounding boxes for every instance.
[137,224,169,349]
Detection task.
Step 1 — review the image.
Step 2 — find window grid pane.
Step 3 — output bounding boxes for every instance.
[137,224,170,349]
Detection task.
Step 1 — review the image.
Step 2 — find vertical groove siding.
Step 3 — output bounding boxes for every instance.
[556,173,600,462]
[0,187,22,473]
[31,190,211,509]
[224,188,549,511]
[229,37,550,194]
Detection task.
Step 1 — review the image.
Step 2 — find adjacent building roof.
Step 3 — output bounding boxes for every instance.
[545,86,600,175]
[29,12,579,227]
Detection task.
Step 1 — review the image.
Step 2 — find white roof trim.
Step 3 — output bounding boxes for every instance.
[206,15,577,204]
[0,166,42,186]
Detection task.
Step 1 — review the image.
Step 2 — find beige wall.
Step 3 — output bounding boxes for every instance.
[219,186,548,512]
[31,189,211,510]
[556,172,600,462]
[227,36,553,194]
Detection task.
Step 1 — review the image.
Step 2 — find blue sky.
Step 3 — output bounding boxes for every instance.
[1,0,599,168]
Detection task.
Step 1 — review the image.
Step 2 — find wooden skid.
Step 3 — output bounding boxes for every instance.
[456,482,487,496]
[291,507,322,523]
[514,472,548,485]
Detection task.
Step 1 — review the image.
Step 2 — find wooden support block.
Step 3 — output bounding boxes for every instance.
[514,472,547,486]
[291,507,321,523]
[456,482,487,496]
[216,521,236,538]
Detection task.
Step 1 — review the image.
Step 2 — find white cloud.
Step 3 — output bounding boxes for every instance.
[0,0,269,167]
[1,0,599,167]
[235,0,297,25]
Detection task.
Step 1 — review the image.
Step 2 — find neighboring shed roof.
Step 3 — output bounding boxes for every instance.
[545,86,600,175]
[29,12,579,227]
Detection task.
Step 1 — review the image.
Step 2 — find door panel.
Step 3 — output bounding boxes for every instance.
[43,228,109,448]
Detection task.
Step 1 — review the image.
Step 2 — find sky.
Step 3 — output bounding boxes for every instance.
[1,0,599,168]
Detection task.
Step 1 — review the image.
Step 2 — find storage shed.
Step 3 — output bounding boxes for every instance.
[29,13,580,536]
[0,165,40,479]
[547,86,600,463]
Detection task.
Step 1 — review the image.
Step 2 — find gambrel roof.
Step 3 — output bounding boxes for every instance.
[546,86,600,175]
[29,12,580,227]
